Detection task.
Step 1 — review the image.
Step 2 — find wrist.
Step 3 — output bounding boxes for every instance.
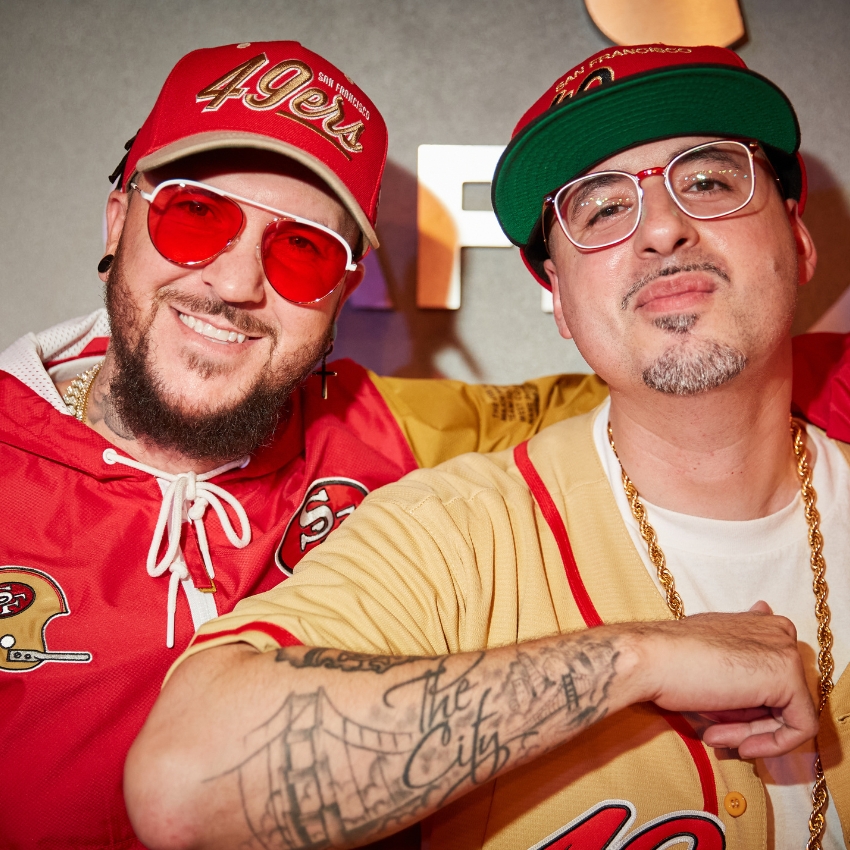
[604,624,662,709]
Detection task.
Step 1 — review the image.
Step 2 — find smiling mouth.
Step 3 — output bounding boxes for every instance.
[178,311,249,345]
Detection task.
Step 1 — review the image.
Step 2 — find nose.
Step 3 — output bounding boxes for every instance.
[199,222,267,305]
[630,175,699,258]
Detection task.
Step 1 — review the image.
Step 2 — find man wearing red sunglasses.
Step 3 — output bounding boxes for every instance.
[0,42,608,849]
[126,44,850,850]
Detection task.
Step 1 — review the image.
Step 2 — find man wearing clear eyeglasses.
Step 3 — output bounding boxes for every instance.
[126,45,850,850]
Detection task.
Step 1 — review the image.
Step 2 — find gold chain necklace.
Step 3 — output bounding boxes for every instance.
[607,419,834,850]
[62,362,102,423]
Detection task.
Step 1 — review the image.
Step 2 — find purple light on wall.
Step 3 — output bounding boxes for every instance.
[350,249,393,310]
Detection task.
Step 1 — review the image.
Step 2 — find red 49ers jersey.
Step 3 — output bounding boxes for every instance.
[0,361,418,848]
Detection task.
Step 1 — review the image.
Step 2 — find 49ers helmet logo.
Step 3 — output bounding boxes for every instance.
[0,567,92,673]
[276,477,370,575]
[0,581,35,618]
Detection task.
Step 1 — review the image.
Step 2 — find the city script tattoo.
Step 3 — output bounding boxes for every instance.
[211,637,619,849]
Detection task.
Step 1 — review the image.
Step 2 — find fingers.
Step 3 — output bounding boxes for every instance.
[704,721,814,759]
[743,604,799,642]
[630,610,816,758]
[702,690,819,758]
[698,707,773,724]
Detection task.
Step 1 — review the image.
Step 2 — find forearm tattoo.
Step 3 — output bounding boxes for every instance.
[214,638,619,849]
[281,646,428,675]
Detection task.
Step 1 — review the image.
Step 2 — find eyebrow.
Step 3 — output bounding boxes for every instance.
[673,148,744,172]
[567,173,632,222]
[666,142,711,160]
[602,140,734,173]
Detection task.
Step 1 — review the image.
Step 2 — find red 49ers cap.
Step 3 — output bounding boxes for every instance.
[491,44,805,285]
[118,42,386,250]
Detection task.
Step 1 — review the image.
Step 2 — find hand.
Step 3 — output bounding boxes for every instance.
[629,608,818,758]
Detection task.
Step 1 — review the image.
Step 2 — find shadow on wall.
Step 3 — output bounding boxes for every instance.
[793,153,850,335]
[334,160,482,379]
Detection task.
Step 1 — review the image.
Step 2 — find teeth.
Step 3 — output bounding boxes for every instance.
[178,312,249,345]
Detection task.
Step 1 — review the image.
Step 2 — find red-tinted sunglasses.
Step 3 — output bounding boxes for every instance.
[130,179,358,304]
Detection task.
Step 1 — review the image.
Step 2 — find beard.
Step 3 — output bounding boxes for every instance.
[642,335,747,396]
[103,247,331,463]
[628,262,747,396]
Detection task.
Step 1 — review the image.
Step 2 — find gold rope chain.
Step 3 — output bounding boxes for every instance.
[607,419,834,850]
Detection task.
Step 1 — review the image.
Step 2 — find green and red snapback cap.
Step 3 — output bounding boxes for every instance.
[115,41,387,250]
[491,44,805,286]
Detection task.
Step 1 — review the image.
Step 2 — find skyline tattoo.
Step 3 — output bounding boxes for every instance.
[211,638,619,849]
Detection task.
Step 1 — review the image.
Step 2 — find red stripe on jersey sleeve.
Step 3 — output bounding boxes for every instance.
[189,621,304,649]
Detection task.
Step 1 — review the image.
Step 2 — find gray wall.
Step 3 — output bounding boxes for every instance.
[2,0,849,383]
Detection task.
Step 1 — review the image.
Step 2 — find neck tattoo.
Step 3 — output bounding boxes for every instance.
[607,419,834,850]
[62,362,102,424]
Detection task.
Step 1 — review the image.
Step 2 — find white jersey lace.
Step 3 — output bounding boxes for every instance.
[102,448,252,647]
[0,309,255,646]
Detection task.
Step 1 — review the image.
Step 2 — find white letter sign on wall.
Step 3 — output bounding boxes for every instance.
[416,144,553,313]
[417,145,511,310]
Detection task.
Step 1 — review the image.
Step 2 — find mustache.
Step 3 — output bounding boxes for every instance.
[620,262,730,311]
[156,289,278,340]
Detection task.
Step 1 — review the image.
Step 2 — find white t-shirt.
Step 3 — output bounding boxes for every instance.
[593,398,850,850]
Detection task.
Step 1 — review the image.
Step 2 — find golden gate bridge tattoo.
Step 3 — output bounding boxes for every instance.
[214,641,617,849]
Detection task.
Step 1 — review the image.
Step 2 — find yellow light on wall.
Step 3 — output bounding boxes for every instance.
[584,0,745,47]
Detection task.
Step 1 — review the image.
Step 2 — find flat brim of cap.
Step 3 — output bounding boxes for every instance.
[135,131,379,250]
[493,65,800,248]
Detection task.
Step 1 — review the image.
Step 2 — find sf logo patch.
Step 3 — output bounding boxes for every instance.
[276,477,369,575]
[0,567,91,672]
[529,800,724,849]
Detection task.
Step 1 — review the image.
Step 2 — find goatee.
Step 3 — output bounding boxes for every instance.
[103,248,330,463]
[642,339,747,395]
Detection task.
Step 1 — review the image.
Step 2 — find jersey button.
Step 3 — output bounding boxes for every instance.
[723,791,747,817]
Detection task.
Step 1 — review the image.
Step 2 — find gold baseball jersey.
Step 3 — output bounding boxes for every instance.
[176,410,850,849]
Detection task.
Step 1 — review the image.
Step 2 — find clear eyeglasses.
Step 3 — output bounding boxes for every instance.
[545,140,766,251]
